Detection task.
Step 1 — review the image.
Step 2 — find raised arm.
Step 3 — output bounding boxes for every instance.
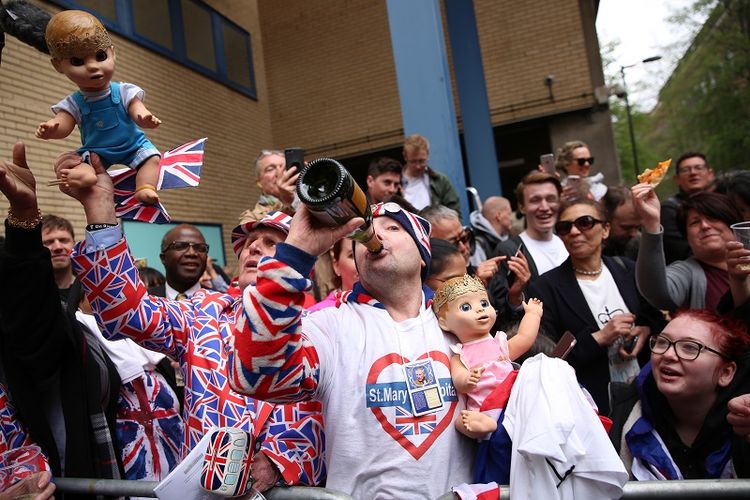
[632,183,683,310]
[229,205,362,402]
[0,142,67,383]
[54,152,194,355]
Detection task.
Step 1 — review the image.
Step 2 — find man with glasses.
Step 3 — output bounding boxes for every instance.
[153,224,211,299]
[661,152,716,264]
[53,152,326,493]
[421,205,504,287]
[401,134,462,217]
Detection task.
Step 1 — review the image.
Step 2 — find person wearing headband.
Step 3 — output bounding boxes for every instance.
[229,201,476,498]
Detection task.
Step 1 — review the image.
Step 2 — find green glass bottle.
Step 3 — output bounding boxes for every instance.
[296,158,382,253]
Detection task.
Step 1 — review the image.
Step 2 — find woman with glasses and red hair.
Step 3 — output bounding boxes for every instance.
[609,309,750,480]
[527,199,662,415]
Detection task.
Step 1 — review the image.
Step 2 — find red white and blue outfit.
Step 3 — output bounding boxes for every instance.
[71,227,326,486]
[0,383,36,455]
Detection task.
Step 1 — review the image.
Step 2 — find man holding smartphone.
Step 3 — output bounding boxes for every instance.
[244,149,299,221]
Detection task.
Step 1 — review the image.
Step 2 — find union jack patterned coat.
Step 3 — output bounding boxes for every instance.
[71,237,325,486]
[0,383,36,455]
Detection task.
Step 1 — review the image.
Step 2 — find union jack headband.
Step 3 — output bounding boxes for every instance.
[371,202,432,281]
[231,211,292,257]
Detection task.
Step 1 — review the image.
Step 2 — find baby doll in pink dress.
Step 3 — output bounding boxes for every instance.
[433,274,543,439]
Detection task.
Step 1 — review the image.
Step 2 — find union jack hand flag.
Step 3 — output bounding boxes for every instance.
[109,167,172,223]
[157,137,206,190]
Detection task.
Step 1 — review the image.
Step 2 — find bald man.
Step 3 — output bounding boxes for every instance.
[469,196,512,265]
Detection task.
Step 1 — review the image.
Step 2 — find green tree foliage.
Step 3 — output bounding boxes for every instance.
[644,0,750,172]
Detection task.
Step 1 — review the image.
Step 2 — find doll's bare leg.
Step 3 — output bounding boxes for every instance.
[455,410,497,439]
[134,155,160,205]
[63,162,97,188]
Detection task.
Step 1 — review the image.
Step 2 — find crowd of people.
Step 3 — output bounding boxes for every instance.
[1,132,750,500]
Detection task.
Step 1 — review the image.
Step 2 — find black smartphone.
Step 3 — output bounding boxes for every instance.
[284,147,305,171]
[623,336,638,353]
[506,242,524,277]
[540,153,556,175]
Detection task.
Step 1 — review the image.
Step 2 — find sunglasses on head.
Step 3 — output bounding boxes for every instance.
[555,215,604,236]
[576,157,595,166]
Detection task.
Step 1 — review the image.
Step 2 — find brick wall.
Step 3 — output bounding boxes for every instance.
[258,0,603,157]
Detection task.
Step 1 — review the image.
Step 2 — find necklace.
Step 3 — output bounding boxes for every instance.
[573,265,603,276]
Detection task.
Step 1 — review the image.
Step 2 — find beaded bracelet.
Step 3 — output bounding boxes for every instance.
[6,208,43,230]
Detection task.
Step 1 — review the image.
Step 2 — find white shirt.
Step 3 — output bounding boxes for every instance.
[577,266,640,383]
[303,295,474,499]
[519,231,568,275]
[503,354,628,500]
[166,281,201,300]
[402,173,431,211]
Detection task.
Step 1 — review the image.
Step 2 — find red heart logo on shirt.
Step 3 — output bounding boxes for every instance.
[366,351,458,460]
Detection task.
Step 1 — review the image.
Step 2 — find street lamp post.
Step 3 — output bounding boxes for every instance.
[619,55,662,177]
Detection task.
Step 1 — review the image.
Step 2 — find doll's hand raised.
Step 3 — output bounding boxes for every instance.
[137,112,161,129]
[522,297,543,317]
[36,120,60,140]
[465,366,485,389]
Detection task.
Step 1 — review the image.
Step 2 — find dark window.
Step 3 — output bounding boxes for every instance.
[181,0,216,71]
[51,0,256,98]
[74,0,117,22]
[131,0,173,50]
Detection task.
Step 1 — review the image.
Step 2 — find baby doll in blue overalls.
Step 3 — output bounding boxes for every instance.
[36,10,161,205]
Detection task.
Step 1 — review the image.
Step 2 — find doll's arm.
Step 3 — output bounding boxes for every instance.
[508,298,543,361]
[35,110,76,140]
[450,354,483,394]
[128,98,161,129]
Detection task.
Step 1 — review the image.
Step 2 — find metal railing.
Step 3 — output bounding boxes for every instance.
[53,478,354,499]
[54,478,750,499]
[434,479,750,499]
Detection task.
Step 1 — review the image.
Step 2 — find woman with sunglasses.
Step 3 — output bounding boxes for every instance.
[555,140,608,201]
[632,186,743,312]
[610,310,750,480]
[528,199,660,414]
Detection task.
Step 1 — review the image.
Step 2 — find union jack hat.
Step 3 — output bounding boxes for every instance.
[231,211,292,257]
[371,202,432,281]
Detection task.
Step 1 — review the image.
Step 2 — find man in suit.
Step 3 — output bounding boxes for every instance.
[151,224,210,300]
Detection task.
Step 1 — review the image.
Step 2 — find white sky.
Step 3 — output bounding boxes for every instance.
[596,0,709,111]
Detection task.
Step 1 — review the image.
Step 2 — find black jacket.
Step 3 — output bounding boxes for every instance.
[0,222,123,497]
[527,255,664,415]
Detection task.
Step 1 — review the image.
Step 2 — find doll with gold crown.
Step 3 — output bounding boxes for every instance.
[36,9,161,205]
[433,274,543,439]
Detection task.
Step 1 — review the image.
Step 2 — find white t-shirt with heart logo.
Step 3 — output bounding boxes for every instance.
[304,297,474,499]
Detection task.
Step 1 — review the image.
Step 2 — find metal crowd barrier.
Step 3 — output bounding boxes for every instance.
[53,478,354,499]
[434,479,750,500]
[54,478,750,499]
